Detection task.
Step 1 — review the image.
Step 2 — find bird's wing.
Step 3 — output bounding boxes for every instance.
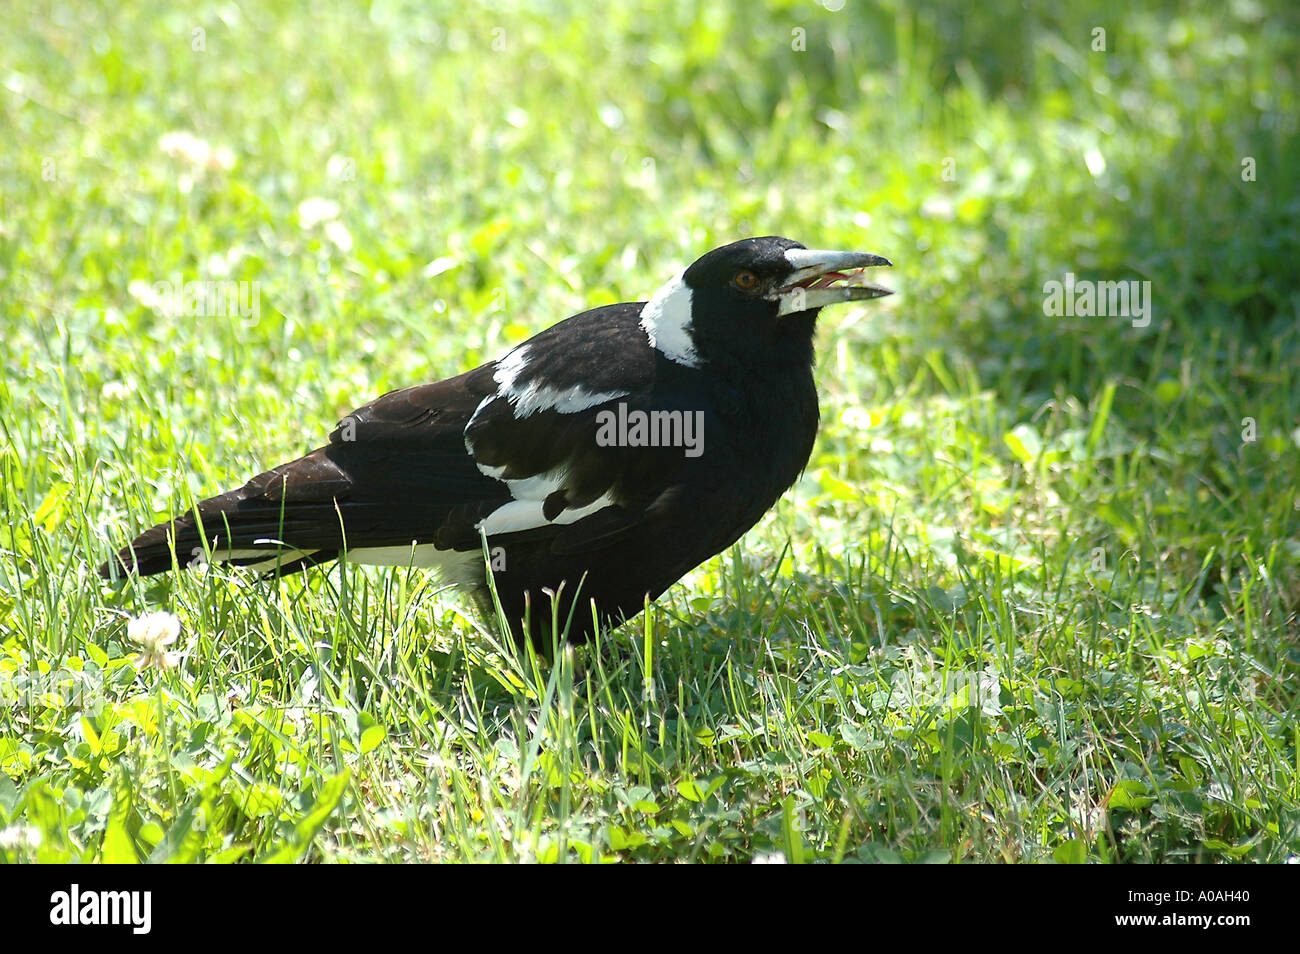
[456,302,706,552]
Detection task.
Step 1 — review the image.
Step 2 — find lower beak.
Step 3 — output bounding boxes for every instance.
[770,249,894,317]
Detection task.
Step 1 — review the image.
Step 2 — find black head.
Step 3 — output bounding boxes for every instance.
[639,236,893,372]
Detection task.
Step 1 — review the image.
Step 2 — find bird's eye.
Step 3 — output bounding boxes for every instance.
[734,270,758,290]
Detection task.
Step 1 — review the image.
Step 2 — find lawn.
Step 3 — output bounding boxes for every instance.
[1,0,1297,863]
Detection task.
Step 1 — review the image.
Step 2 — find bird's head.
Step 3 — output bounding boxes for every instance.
[639,236,893,369]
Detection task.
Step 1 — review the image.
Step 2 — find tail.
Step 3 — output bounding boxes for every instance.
[97,387,506,581]
[98,466,343,579]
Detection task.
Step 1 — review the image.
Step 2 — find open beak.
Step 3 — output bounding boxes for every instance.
[770,248,894,317]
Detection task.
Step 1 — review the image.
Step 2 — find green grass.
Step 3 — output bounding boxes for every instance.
[1,0,1298,862]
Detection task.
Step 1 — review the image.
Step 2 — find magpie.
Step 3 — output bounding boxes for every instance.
[100,237,893,649]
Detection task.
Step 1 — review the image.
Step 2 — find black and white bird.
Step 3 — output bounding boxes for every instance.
[100,237,893,648]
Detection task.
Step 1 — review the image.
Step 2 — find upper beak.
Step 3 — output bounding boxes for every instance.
[770,248,894,317]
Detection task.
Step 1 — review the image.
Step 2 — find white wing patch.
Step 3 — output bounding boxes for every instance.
[470,462,617,536]
[463,332,636,535]
[490,344,627,418]
[466,344,629,480]
[639,270,700,367]
[499,469,567,500]
[477,491,617,536]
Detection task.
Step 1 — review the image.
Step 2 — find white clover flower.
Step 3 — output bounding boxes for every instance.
[297,197,340,229]
[324,219,353,253]
[0,824,42,851]
[127,610,182,671]
[100,381,132,401]
[158,131,234,172]
[159,130,208,162]
[127,278,171,314]
[207,144,235,172]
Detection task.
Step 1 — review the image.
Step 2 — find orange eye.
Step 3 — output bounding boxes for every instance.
[734,270,757,290]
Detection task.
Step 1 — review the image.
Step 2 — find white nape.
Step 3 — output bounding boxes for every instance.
[639,270,700,367]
